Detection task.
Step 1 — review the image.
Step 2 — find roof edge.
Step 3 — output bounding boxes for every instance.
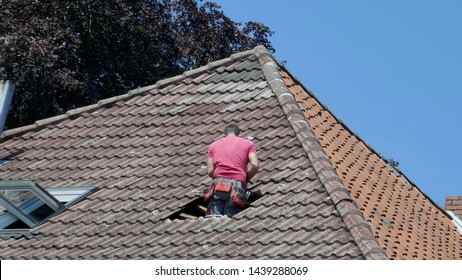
[254,46,388,260]
[0,49,257,141]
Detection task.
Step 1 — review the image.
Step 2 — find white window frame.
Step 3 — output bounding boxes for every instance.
[0,180,95,230]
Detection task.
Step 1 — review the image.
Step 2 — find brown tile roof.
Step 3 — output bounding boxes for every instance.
[445,196,462,220]
[0,46,387,259]
[280,69,462,259]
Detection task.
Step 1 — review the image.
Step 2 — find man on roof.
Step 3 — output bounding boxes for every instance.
[205,124,259,217]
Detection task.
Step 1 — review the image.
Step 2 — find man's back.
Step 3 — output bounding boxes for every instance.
[208,135,256,183]
[205,124,259,217]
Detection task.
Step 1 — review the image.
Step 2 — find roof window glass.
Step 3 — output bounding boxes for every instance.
[0,180,96,231]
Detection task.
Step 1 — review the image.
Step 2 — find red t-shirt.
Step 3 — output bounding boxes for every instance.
[207,136,257,183]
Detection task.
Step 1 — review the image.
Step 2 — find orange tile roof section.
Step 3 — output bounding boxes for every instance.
[280,69,462,260]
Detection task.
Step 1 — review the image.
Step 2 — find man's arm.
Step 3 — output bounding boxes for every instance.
[246,152,259,182]
[207,157,215,179]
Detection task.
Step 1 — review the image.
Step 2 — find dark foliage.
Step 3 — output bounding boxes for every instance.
[0,0,274,129]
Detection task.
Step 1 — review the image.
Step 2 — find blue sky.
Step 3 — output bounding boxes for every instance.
[213,0,462,207]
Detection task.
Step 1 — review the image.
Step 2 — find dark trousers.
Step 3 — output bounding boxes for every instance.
[207,178,247,218]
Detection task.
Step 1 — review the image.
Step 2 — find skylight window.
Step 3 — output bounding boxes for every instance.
[0,160,11,166]
[0,180,96,230]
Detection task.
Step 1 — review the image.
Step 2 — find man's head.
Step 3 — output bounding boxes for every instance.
[224,124,240,136]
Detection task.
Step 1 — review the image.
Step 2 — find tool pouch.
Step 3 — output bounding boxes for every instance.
[214,180,233,200]
[231,186,247,208]
[204,184,213,202]
[215,180,232,192]
[204,180,233,202]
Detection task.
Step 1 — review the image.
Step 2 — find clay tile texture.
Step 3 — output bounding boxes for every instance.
[0,46,458,260]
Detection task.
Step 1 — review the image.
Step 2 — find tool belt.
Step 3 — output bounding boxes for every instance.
[204,178,247,208]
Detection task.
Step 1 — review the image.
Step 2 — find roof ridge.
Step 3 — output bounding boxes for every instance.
[0,49,257,141]
[254,46,388,260]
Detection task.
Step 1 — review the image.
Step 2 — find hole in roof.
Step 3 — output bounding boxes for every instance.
[167,188,264,221]
[0,180,97,232]
[167,197,207,220]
